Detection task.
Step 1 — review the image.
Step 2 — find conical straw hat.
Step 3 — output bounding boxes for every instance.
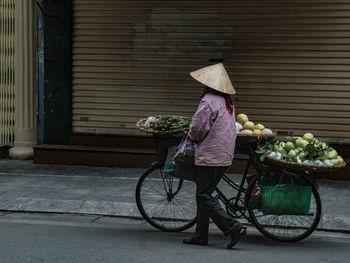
[189,63,236,95]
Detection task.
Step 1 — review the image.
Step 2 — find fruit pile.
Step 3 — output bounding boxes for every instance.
[236,113,273,135]
[256,132,345,166]
[144,116,191,132]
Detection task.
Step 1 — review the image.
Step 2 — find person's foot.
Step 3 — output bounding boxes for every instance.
[183,237,208,246]
[227,226,247,249]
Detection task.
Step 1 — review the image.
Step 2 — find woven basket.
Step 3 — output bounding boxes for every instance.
[236,133,277,145]
[265,155,347,173]
[136,116,189,136]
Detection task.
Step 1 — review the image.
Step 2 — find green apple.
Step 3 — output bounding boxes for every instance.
[294,148,302,154]
[331,159,340,165]
[298,152,307,161]
[325,149,338,160]
[337,156,344,164]
[303,132,314,142]
[284,141,295,152]
[288,150,297,160]
[295,138,308,148]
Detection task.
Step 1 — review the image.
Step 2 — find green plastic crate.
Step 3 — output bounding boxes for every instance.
[260,184,312,215]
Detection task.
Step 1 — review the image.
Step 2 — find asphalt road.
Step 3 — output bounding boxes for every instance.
[0,212,349,263]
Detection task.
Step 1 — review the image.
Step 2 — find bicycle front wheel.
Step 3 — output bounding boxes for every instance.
[136,163,197,232]
[245,172,322,242]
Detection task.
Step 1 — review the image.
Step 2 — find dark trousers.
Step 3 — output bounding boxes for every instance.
[194,166,242,241]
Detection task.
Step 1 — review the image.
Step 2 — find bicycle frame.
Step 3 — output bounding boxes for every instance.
[214,159,253,221]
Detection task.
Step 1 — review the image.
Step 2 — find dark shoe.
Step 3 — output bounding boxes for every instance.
[227,227,247,249]
[183,237,208,246]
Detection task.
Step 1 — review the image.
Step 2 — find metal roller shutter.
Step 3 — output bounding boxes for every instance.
[72,0,350,141]
[0,0,14,145]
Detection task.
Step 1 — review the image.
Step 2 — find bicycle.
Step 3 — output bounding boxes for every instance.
[135,135,322,242]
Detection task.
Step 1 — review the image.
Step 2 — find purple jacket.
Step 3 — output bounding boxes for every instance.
[189,93,237,167]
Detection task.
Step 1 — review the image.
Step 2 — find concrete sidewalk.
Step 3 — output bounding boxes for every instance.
[0,159,349,232]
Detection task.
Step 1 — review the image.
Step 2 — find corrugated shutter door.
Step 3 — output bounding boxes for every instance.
[0,0,15,145]
[73,0,350,140]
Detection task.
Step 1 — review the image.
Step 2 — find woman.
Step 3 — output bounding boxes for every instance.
[183,63,247,249]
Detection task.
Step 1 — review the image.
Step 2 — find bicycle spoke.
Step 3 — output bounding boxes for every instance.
[173,198,196,219]
[142,183,166,197]
[137,166,197,231]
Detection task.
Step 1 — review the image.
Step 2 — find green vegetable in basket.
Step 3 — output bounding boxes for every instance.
[273,144,284,153]
[147,116,191,132]
[256,132,345,167]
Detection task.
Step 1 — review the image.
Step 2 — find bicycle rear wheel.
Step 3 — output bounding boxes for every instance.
[245,172,322,242]
[136,163,197,232]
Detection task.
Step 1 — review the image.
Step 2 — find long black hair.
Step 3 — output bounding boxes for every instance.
[201,87,234,115]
